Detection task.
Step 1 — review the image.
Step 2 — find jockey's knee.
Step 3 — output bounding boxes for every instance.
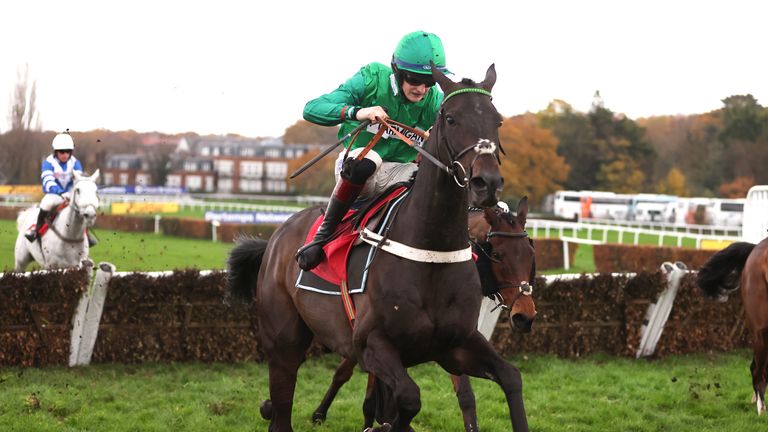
[40,194,64,211]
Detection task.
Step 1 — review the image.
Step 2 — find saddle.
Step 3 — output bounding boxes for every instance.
[300,184,409,287]
[28,200,69,238]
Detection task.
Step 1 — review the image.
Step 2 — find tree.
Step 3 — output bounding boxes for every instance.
[655,167,687,196]
[539,100,654,192]
[8,64,40,132]
[538,100,597,190]
[716,95,768,184]
[718,176,754,198]
[1,64,45,184]
[286,149,337,196]
[498,113,569,208]
[283,120,339,145]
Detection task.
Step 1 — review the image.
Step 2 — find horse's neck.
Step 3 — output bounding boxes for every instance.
[396,160,469,250]
[54,205,86,235]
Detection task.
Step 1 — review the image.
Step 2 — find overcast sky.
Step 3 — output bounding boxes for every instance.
[2,0,766,138]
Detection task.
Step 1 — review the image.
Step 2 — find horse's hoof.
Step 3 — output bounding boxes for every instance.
[312,411,326,424]
[363,424,391,432]
[260,399,273,420]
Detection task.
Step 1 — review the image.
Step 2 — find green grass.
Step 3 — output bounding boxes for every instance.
[0,219,232,272]
[0,351,762,431]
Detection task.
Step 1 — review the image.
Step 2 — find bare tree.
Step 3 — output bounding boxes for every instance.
[8,64,40,132]
[1,64,45,184]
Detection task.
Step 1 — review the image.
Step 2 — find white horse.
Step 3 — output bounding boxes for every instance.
[14,170,100,271]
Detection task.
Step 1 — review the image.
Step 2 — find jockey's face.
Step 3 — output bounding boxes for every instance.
[54,149,72,163]
[401,71,434,103]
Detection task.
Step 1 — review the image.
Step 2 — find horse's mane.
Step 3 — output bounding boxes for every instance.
[458,78,479,86]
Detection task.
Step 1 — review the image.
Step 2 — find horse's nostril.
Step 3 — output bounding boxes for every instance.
[511,314,533,333]
[469,178,487,191]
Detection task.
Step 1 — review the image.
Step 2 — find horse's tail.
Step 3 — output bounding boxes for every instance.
[697,241,756,300]
[227,236,269,302]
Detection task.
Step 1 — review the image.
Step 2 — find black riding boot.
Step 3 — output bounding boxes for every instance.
[86,229,99,247]
[25,209,49,242]
[296,179,364,271]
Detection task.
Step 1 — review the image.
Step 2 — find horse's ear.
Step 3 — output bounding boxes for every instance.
[516,196,529,223]
[482,64,497,92]
[430,61,454,93]
[73,171,82,182]
[90,169,100,182]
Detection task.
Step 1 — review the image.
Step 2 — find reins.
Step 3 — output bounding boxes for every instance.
[350,87,496,187]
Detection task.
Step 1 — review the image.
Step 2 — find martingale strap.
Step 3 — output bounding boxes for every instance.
[360,228,473,263]
[339,280,356,327]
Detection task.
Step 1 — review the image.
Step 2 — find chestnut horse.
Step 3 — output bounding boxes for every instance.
[697,237,768,415]
[229,64,529,432]
[305,198,537,431]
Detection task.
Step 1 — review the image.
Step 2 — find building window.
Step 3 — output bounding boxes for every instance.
[166,175,181,187]
[218,178,233,192]
[186,175,202,190]
[266,162,287,179]
[136,173,151,185]
[241,161,264,178]
[216,160,234,175]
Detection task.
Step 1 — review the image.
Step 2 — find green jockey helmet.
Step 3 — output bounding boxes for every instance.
[392,31,449,75]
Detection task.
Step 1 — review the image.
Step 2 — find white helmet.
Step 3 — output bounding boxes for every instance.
[52,133,75,151]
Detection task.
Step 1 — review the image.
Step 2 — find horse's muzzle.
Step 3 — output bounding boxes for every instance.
[510,312,535,333]
[469,174,503,208]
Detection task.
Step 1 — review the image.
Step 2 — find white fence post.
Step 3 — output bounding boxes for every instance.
[477,297,503,341]
[635,261,688,358]
[211,220,220,242]
[154,214,162,234]
[69,261,114,367]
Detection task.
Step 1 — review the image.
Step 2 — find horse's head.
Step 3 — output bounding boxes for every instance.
[71,169,100,226]
[432,63,503,208]
[480,197,536,332]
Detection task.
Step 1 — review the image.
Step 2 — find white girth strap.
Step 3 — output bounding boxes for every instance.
[360,228,473,263]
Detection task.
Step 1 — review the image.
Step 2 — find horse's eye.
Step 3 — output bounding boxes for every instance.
[446,115,456,125]
[491,252,502,260]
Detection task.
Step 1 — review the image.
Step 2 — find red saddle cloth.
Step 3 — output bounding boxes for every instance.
[29,201,69,237]
[304,186,407,285]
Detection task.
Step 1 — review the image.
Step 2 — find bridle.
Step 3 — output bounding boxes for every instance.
[473,227,534,312]
[49,182,99,244]
[357,87,498,188]
[433,87,499,187]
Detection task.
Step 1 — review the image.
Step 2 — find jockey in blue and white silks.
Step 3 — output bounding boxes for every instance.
[25,131,95,244]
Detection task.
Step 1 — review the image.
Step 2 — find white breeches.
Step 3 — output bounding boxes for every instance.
[335,148,418,200]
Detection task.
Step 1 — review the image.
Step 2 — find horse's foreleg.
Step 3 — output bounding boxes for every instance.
[312,356,358,424]
[438,331,528,432]
[450,374,478,432]
[361,331,420,432]
[362,372,377,429]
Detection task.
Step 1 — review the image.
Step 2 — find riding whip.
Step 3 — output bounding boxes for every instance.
[289,120,372,179]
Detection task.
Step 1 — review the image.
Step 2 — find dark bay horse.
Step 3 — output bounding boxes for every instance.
[305,198,537,431]
[229,64,530,432]
[697,237,768,415]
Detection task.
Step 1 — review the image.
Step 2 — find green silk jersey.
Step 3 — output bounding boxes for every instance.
[303,62,443,163]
